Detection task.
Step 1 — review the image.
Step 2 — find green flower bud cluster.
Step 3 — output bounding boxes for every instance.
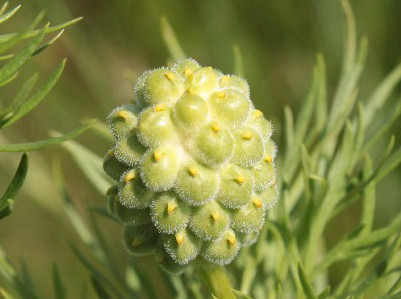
[103,58,278,273]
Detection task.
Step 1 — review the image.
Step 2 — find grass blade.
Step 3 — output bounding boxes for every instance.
[1,59,65,128]
[52,264,66,299]
[0,122,93,152]
[0,153,28,220]
[160,16,185,61]
[0,4,20,24]
[298,262,317,299]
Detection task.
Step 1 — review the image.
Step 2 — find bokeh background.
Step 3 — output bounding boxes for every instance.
[1,0,400,297]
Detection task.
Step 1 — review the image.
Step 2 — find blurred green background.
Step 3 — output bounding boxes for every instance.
[1,0,400,297]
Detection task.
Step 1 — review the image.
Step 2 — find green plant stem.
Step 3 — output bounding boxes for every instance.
[197,265,236,299]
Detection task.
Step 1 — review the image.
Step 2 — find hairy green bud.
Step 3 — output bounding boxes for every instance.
[104,58,278,272]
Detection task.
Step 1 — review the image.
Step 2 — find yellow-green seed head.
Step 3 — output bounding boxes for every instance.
[104,58,278,272]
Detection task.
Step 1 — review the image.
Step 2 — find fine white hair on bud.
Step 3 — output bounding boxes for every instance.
[104,58,278,273]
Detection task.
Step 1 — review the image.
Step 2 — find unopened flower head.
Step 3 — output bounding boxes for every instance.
[104,58,278,273]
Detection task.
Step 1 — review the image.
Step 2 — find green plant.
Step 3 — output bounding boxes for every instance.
[1,0,401,298]
[0,2,88,220]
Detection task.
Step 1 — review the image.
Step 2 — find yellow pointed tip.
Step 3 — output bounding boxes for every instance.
[243,131,253,140]
[184,67,193,76]
[153,149,163,162]
[124,171,136,182]
[167,202,177,214]
[221,75,230,84]
[211,122,221,133]
[131,237,142,247]
[107,150,114,156]
[234,174,245,185]
[264,154,273,163]
[252,197,263,209]
[216,91,226,98]
[211,212,219,222]
[227,235,236,246]
[165,72,175,81]
[117,110,130,119]
[175,233,184,245]
[154,104,165,112]
[188,166,199,177]
[254,109,263,118]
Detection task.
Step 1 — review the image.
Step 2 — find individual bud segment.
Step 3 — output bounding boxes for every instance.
[251,158,276,192]
[236,230,260,246]
[264,139,278,160]
[175,161,220,206]
[114,134,146,166]
[162,229,201,265]
[150,192,191,234]
[258,184,279,210]
[216,164,254,208]
[103,149,130,180]
[137,105,177,148]
[230,199,265,233]
[188,67,219,95]
[107,104,139,139]
[154,241,186,274]
[201,229,240,265]
[123,224,157,256]
[189,201,229,241]
[173,58,201,78]
[219,74,250,97]
[144,69,185,105]
[232,128,264,168]
[140,146,180,191]
[247,109,273,141]
[119,169,156,209]
[173,92,208,131]
[106,185,119,216]
[133,71,150,108]
[191,122,234,168]
[209,89,250,128]
[114,197,151,225]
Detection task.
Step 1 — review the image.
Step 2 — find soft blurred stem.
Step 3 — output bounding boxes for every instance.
[197,265,236,299]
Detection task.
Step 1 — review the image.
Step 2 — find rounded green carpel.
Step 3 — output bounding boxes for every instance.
[107,104,139,139]
[172,91,208,131]
[140,146,180,191]
[251,157,276,192]
[114,134,146,167]
[219,74,250,97]
[136,105,177,148]
[133,70,151,108]
[150,192,191,234]
[209,89,251,129]
[119,169,156,209]
[188,67,219,96]
[247,109,273,141]
[258,183,279,210]
[191,122,234,168]
[264,139,278,160]
[162,229,201,265]
[201,229,240,265]
[104,58,278,271]
[144,68,185,105]
[173,58,201,78]
[114,197,151,225]
[123,224,157,256]
[230,198,265,233]
[154,241,186,275]
[106,185,118,216]
[232,127,264,168]
[175,161,220,206]
[189,201,229,241]
[103,149,130,181]
[216,164,254,208]
[237,230,260,246]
